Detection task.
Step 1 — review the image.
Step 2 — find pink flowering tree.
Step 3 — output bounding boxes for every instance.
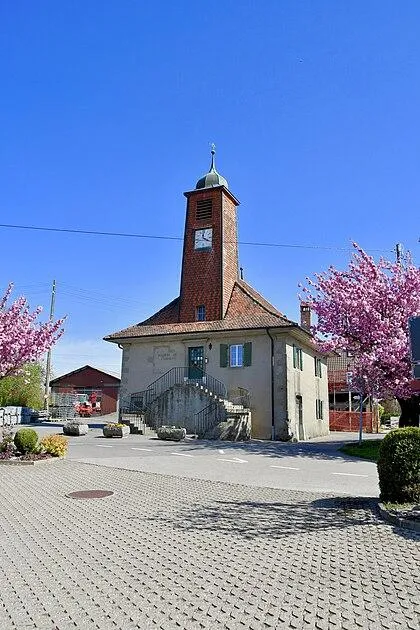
[0,284,65,381]
[300,244,420,427]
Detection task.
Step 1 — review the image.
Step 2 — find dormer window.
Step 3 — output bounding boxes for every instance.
[196,305,206,321]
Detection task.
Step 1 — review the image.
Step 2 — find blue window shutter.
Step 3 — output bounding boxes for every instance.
[293,345,297,368]
[243,342,252,366]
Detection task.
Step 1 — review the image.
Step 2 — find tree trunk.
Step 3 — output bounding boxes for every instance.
[397,395,420,427]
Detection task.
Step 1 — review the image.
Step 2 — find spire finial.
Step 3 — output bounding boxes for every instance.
[210,142,216,171]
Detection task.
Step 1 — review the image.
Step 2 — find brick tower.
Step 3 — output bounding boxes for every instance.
[178,147,240,322]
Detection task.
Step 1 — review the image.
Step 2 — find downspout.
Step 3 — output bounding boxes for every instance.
[118,343,124,421]
[266,328,275,441]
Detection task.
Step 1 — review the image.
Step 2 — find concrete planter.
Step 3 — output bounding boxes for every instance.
[63,423,89,436]
[103,425,130,438]
[157,426,187,441]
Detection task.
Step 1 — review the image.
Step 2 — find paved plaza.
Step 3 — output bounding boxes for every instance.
[36,427,383,497]
[0,460,419,630]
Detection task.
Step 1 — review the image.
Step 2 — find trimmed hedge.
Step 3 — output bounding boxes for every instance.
[14,428,39,454]
[377,427,420,503]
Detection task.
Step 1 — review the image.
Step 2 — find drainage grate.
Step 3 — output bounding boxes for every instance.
[66,490,114,499]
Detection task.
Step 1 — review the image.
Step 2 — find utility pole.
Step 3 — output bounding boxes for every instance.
[395,243,403,264]
[44,280,56,416]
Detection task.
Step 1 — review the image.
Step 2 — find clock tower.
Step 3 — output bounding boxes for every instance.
[179,148,240,322]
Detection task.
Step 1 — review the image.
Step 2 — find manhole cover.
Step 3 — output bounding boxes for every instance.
[67,490,114,499]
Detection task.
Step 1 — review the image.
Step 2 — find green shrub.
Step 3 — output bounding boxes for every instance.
[380,412,391,425]
[13,428,39,454]
[377,427,420,503]
[40,434,68,457]
[0,431,14,453]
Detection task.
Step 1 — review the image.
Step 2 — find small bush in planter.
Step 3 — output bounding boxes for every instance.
[103,423,129,437]
[14,428,39,454]
[377,427,420,503]
[40,434,68,457]
[157,425,186,441]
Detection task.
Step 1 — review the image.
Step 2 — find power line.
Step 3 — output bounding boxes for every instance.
[0,222,391,253]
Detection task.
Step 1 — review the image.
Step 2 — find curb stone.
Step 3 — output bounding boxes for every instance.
[378,502,420,533]
[0,457,64,466]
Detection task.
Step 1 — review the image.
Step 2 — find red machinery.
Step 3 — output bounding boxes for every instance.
[75,401,93,418]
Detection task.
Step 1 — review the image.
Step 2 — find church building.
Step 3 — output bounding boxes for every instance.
[105,150,329,440]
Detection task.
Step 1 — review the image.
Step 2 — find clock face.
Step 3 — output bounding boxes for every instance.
[194,228,212,249]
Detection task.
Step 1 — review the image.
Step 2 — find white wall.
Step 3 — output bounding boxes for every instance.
[285,336,329,440]
[120,331,273,438]
[117,328,329,441]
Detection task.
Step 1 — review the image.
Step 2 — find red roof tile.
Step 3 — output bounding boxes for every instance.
[105,313,295,340]
[105,280,297,341]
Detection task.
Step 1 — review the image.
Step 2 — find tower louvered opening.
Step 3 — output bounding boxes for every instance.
[196,198,213,221]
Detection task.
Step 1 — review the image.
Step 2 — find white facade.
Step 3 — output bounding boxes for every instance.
[118,327,329,440]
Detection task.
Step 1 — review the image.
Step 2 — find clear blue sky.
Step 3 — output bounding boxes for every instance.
[1,1,419,377]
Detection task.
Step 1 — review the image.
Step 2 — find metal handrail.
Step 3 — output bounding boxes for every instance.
[129,366,228,413]
[194,401,225,437]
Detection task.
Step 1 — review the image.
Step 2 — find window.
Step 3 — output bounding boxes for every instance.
[220,342,252,368]
[196,305,206,321]
[314,357,322,377]
[316,399,324,420]
[293,345,303,370]
[230,344,243,367]
[196,198,213,221]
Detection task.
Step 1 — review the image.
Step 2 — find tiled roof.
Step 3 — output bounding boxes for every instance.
[225,280,284,319]
[49,365,121,384]
[104,313,295,340]
[105,279,297,341]
[139,297,180,326]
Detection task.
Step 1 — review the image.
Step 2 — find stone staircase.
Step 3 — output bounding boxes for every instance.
[193,394,251,439]
[120,367,251,438]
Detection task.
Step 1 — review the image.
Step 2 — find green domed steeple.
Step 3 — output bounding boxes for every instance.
[195,145,229,190]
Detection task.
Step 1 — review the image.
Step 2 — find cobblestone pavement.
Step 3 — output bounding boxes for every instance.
[0,462,418,630]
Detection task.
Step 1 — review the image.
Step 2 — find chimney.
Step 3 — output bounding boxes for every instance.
[300,303,311,330]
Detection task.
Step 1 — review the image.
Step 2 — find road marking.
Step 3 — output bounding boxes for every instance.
[332,472,368,477]
[96,445,113,448]
[131,448,153,451]
[217,457,248,464]
[171,452,194,458]
[218,449,224,454]
[270,465,300,470]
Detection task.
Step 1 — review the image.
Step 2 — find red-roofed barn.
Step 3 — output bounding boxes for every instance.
[50,366,120,416]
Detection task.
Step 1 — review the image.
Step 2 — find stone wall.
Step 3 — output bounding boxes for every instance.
[147,383,216,433]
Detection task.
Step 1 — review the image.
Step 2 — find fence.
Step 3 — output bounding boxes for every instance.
[50,392,79,419]
[329,411,378,433]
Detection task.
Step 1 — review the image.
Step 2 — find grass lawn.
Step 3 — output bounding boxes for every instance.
[339,439,383,462]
